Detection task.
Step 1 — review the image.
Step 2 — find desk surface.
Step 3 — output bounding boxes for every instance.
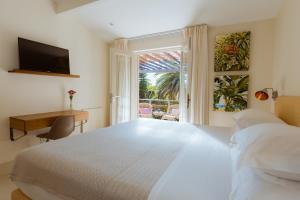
[10,110,89,141]
[10,110,87,121]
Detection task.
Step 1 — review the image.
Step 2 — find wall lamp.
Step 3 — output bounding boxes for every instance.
[255,88,278,101]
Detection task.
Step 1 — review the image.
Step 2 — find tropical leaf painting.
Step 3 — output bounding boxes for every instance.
[215,31,251,72]
[214,75,249,112]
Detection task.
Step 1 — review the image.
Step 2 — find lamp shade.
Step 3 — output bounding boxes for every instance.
[255,90,269,101]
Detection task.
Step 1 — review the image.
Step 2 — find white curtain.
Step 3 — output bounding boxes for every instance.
[116,54,131,123]
[183,25,209,125]
[111,39,130,124]
[111,39,138,124]
[114,39,128,50]
[130,55,139,120]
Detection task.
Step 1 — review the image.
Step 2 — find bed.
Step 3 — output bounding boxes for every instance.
[230,96,300,200]
[10,119,233,200]
[11,96,300,200]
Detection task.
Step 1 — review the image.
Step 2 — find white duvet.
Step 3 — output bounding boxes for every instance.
[11,119,233,200]
[11,119,199,200]
[150,126,232,200]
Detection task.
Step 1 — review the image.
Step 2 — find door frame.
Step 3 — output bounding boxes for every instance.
[134,46,186,121]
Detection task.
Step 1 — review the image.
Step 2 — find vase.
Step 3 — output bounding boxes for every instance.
[69,96,73,110]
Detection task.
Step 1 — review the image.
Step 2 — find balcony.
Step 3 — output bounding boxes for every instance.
[139,99,179,121]
[138,50,181,122]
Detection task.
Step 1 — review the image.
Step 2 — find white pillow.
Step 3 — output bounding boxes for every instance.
[233,123,300,181]
[251,128,300,181]
[230,123,284,172]
[232,109,285,131]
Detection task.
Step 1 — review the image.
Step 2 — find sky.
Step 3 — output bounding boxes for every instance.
[147,73,157,85]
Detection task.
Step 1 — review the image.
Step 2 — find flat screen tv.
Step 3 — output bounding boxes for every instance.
[18,38,70,74]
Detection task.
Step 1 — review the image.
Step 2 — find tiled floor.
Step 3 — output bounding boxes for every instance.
[0,174,16,200]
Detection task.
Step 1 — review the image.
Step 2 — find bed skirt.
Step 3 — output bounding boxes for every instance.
[11,189,31,200]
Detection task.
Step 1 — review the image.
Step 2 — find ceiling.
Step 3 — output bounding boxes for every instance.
[57,0,283,41]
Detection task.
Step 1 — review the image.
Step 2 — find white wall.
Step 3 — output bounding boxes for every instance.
[0,0,108,164]
[128,32,183,52]
[129,20,275,127]
[273,0,300,96]
[209,20,275,126]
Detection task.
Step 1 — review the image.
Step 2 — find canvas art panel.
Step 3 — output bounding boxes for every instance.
[214,75,249,112]
[214,31,251,72]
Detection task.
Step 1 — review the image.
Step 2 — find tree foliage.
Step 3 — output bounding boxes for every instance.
[139,72,180,101]
[139,73,150,99]
[156,72,180,100]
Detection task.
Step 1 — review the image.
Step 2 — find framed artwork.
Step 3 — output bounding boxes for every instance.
[214,31,251,72]
[213,75,249,112]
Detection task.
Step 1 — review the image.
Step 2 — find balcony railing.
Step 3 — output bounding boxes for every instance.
[140,99,179,107]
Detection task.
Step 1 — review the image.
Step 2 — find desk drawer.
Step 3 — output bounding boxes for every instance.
[26,118,56,131]
[10,118,25,131]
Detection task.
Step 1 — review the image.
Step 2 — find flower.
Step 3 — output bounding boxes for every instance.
[67,90,76,110]
[68,90,76,96]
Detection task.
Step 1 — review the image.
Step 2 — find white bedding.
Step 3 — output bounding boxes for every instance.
[149,126,232,200]
[231,167,300,200]
[230,123,300,200]
[11,119,233,200]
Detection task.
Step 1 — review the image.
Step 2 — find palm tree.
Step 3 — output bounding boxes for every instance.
[214,75,249,112]
[156,72,180,100]
[139,73,150,99]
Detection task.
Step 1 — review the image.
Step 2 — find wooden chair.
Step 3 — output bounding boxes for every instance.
[36,115,75,142]
[162,104,179,121]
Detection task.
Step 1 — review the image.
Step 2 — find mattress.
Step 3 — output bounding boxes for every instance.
[11,119,233,200]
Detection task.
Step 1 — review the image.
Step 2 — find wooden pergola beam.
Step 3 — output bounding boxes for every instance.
[139,51,181,73]
[139,64,155,72]
[140,57,171,71]
[164,52,180,64]
[152,53,180,69]
[141,54,178,71]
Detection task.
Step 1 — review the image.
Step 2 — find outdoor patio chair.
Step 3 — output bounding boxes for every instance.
[161,104,179,121]
[138,103,153,118]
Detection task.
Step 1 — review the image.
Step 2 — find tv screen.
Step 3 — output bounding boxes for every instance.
[18,38,70,74]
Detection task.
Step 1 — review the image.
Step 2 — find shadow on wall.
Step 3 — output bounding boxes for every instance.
[0,117,10,141]
[0,32,20,142]
[0,30,19,72]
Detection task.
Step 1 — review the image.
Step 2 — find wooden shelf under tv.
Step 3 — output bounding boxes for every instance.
[8,69,80,78]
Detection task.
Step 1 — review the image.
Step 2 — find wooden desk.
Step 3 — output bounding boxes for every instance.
[10,110,89,141]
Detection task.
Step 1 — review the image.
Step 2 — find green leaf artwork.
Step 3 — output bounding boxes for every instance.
[214,75,249,112]
[215,31,251,72]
